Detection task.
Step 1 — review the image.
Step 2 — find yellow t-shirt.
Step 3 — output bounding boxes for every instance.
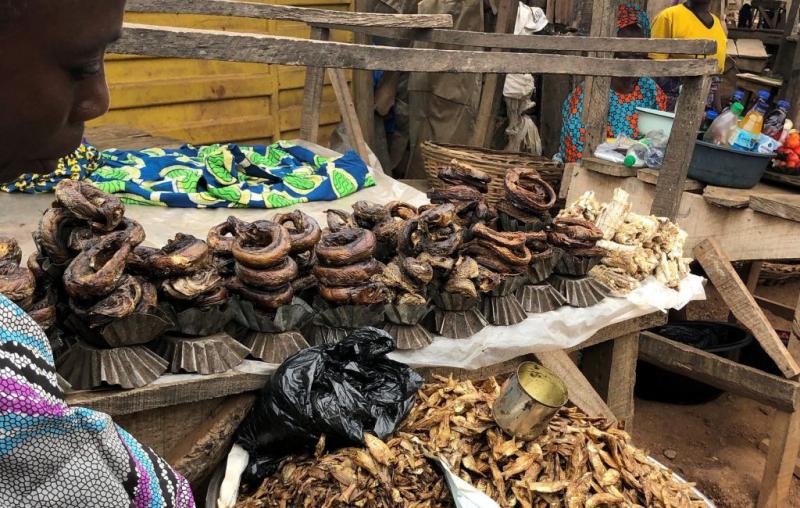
[650,4,727,73]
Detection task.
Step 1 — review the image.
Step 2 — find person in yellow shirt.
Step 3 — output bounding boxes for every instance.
[650,0,728,111]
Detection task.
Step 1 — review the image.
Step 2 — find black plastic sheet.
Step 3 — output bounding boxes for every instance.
[236,326,423,481]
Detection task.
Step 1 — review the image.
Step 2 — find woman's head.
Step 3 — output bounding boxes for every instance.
[615,3,650,59]
[0,0,126,182]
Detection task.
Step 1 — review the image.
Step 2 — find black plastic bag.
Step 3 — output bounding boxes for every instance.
[236,327,423,481]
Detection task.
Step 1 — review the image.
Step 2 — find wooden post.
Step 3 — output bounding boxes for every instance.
[775,0,800,83]
[327,67,371,163]
[299,26,331,143]
[650,75,711,219]
[581,0,616,157]
[580,331,639,430]
[535,350,618,424]
[694,239,800,379]
[470,0,519,148]
[757,408,800,507]
[352,0,375,148]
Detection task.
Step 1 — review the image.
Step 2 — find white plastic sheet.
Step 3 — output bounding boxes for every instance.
[390,275,706,370]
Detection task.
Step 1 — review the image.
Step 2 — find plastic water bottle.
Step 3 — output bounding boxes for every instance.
[703,102,744,145]
[762,99,790,140]
[623,140,652,168]
[730,97,769,151]
[721,89,745,114]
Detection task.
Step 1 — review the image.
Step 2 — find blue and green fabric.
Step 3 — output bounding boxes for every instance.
[0,144,100,193]
[3,141,375,209]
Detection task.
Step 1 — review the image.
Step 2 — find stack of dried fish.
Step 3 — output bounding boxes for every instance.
[275,210,322,295]
[240,375,707,508]
[515,232,566,314]
[309,216,389,344]
[547,217,610,308]
[375,256,434,350]
[0,236,55,330]
[208,216,248,277]
[43,181,169,390]
[138,233,249,375]
[560,189,692,295]
[429,160,496,233]
[353,200,418,262]
[498,168,557,232]
[462,224,530,326]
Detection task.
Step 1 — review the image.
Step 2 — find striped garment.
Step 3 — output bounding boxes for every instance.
[0,295,195,507]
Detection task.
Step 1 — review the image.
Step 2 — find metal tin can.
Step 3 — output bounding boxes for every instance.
[492,361,568,439]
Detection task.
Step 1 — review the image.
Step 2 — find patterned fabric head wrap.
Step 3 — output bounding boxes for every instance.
[616,2,651,37]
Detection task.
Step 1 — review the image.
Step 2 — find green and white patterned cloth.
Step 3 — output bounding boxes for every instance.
[2,141,375,209]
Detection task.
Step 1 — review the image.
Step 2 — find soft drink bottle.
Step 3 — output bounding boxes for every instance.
[703,102,744,145]
[762,99,790,140]
[730,97,769,151]
[745,89,771,112]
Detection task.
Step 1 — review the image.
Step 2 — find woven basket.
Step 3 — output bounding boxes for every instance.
[759,260,800,286]
[421,141,563,206]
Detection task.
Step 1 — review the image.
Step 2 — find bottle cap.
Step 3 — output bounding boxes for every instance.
[778,99,790,110]
[707,110,719,119]
[758,90,771,100]
[624,154,636,167]
[731,102,744,115]
[733,89,745,99]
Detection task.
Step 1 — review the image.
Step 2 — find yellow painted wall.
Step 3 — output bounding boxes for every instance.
[90,0,352,147]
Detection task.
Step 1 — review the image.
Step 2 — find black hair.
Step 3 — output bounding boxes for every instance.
[0,0,28,29]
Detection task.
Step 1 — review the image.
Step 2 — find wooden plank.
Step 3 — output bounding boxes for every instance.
[694,238,800,379]
[470,0,518,148]
[758,438,800,478]
[66,366,271,416]
[762,169,800,189]
[352,0,374,149]
[566,312,666,352]
[317,25,717,55]
[755,295,796,322]
[639,332,800,411]
[703,185,757,208]
[749,193,800,223]
[125,0,454,28]
[327,67,371,162]
[637,168,704,191]
[582,156,638,177]
[580,332,639,429]
[580,0,615,157]
[112,24,719,78]
[166,394,255,486]
[757,408,800,507]
[650,75,712,219]
[535,350,618,423]
[565,167,800,261]
[299,26,330,143]
[726,27,784,45]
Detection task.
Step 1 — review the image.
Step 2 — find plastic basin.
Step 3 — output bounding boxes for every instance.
[636,321,753,405]
[636,107,675,137]
[687,140,772,188]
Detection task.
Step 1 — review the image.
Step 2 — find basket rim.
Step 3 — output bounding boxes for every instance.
[421,140,562,164]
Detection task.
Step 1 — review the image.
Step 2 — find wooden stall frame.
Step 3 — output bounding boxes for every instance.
[110,0,745,500]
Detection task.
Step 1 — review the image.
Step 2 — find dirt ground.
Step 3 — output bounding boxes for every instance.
[632,279,800,507]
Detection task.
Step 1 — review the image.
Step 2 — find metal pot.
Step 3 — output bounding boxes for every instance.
[492,362,568,440]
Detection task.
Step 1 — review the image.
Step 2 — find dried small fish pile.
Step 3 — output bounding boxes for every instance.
[560,189,692,294]
[403,375,707,508]
[207,216,248,277]
[429,160,496,231]
[239,375,706,508]
[497,168,557,232]
[237,434,453,508]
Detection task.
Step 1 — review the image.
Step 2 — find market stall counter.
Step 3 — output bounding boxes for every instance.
[0,138,707,489]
